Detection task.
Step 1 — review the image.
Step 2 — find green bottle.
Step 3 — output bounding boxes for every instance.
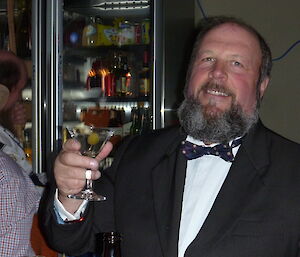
[102,232,122,257]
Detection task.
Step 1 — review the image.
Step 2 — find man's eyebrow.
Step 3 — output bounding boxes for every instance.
[229,54,244,59]
[198,50,214,55]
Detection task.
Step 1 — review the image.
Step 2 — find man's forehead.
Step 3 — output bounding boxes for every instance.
[202,23,259,43]
[197,23,262,58]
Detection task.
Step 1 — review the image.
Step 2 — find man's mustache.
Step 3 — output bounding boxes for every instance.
[200,82,234,97]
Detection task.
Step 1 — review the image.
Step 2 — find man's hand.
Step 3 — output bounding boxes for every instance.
[54,138,113,212]
[12,101,27,127]
[10,102,27,140]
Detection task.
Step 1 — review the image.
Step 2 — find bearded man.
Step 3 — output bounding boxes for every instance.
[40,16,300,257]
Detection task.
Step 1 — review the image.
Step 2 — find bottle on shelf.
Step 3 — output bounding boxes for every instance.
[102,232,122,257]
[99,58,110,95]
[108,107,121,127]
[139,107,150,135]
[141,18,150,44]
[86,57,109,95]
[139,50,150,97]
[120,55,132,97]
[23,128,32,163]
[86,58,101,90]
[82,17,97,47]
[104,70,115,97]
[130,107,140,135]
[111,52,123,97]
[134,22,142,45]
[104,52,118,97]
[109,52,133,98]
[117,107,126,126]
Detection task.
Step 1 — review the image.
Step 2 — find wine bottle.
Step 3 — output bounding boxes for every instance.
[139,50,150,97]
[111,53,123,97]
[120,56,132,97]
[102,232,122,257]
[130,107,140,135]
[86,57,107,95]
[140,107,150,135]
[105,52,119,97]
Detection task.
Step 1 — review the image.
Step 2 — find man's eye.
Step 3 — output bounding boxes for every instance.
[203,57,214,62]
[232,61,243,67]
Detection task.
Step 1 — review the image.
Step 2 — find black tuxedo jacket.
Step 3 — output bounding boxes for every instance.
[41,121,300,257]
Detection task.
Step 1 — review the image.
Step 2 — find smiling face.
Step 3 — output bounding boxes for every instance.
[178,22,271,143]
[186,23,269,117]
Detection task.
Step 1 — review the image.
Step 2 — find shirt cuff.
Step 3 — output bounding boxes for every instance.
[54,188,88,222]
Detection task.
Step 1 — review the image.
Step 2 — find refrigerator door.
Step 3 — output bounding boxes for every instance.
[31,0,47,173]
[42,0,64,173]
[31,0,194,172]
[31,0,64,173]
[156,0,195,128]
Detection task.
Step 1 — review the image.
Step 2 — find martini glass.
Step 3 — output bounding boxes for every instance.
[67,125,114,201]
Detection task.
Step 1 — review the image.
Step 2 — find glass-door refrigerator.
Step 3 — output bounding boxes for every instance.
[29,0,194,174]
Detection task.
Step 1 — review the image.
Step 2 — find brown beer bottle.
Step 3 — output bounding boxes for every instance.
[139,50,150,97]
[102,232,122,257]
[111,53,123,97]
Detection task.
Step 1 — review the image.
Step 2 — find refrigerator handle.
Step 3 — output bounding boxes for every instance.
[152,0,164,129]
[46,0,63,162]
[31,0,44,174]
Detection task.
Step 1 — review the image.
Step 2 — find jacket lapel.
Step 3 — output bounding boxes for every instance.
[152,129,187,257]
[185,121,271,256]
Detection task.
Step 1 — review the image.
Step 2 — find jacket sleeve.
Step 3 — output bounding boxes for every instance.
[38,135,137,256]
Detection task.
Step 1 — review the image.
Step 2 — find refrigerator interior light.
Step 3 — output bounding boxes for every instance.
[64,0,150,17]
[95,0,150,10]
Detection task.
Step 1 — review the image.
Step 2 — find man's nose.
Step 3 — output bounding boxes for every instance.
[208,61,227,81]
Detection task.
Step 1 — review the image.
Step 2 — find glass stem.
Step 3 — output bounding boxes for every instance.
[86,179,93,190]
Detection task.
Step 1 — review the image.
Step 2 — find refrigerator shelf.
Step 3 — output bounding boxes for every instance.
[64,96,150,103]
[23,87,149,103]
[64,44,150,59]
[63,92,150,103]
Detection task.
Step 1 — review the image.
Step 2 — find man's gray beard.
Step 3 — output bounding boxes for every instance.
[177,97,259,143]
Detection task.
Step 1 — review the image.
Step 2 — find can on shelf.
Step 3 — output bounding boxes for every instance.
[134,23,142,44]
[141,19,150,44]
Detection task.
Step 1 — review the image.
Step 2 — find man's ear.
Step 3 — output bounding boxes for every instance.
[259,76,270,98]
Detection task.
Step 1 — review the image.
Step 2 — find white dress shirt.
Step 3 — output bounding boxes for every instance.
[178,135,240,257]
[54,189,88,221]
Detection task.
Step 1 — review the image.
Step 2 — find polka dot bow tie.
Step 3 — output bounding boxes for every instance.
[181,138,242,162]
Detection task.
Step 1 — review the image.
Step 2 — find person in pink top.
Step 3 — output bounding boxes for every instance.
[0,146,40,256]
[0,81,40,256]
